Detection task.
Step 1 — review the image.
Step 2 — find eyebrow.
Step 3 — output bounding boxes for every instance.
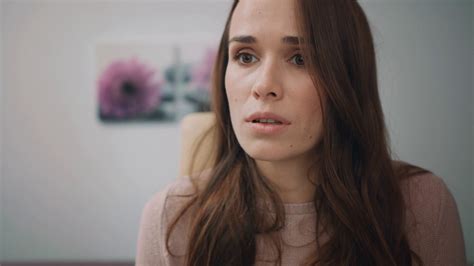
[228,35,303,45]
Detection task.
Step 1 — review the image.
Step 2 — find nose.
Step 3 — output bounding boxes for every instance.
[251,59,283,101]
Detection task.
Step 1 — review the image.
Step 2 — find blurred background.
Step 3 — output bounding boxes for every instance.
[0,0,472,264]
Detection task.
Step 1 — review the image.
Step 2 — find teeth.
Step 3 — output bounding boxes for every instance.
[253,119,282,124]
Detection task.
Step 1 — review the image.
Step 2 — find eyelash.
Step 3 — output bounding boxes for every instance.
[232,52,305,68]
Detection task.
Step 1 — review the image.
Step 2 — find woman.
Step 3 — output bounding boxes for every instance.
[136,0,467,265]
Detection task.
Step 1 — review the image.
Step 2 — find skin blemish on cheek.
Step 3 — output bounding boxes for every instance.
[289,144,293,148]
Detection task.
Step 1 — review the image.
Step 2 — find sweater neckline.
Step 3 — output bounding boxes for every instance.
[182,175,316,215]
[282,201,316,214]
[256,199,316,215]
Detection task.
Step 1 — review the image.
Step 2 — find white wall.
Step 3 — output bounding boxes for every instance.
[362,2,473,262]
[468,2,474,265]
[1,0,472,263]
[1,0,230,261]
[0,0,4,262]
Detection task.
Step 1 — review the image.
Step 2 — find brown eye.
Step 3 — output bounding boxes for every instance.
[236,53,257,64]
[291,54,305,66]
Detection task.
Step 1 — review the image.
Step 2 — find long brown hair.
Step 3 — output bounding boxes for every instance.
[166,0,430,265]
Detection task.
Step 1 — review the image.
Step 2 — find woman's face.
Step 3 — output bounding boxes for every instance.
[225,0,324,163]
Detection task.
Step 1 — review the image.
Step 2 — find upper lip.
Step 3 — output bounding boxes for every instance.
[245,112,291,125]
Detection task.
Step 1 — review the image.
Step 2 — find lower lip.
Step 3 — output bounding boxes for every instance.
[247,122,289,135]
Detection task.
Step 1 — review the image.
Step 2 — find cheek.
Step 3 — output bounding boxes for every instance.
[294,89,324,145]
[225,65,239,100]
[225,64,254,106]
[225,70,246,123]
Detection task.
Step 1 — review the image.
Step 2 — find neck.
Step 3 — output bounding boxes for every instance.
[254,155,317,204]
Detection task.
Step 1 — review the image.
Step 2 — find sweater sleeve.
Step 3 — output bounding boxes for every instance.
[135,185,171,266]
[433,180,467,266]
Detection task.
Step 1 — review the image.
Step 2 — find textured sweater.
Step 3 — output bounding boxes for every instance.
[135,172,467,266]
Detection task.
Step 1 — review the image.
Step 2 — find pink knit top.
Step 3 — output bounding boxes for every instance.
[135,172,467,265]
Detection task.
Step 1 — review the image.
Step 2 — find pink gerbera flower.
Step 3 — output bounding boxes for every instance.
[98,57,162,119]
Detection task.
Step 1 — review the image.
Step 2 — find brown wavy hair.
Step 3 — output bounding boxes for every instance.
[165,0,430,265]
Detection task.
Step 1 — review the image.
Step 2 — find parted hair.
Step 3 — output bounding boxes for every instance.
[165,0,429,265]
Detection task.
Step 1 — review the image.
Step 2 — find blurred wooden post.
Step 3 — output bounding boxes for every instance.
[179,112,217,178]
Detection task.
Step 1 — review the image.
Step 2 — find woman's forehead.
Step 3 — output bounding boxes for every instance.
[229,0,299,39]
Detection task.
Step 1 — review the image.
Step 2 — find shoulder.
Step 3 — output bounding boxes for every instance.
[136,181,176,264]
[140,174,201,233]
[399,171,466,265]
[399,171,453,230]
[139,176,195,228]
[137,171,211,261]
[399,171,448,215]
[143,169,211,217]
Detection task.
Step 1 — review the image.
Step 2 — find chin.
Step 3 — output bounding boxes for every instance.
[247,152,286,162]
[241,141,297,162]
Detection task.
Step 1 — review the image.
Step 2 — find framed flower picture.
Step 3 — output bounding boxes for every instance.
[95,40,217,123]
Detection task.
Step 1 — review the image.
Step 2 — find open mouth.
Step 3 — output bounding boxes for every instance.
[251,119,283,125]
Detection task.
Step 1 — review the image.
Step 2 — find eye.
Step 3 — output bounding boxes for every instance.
[290,54,305,66]
[234,52,258,65]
